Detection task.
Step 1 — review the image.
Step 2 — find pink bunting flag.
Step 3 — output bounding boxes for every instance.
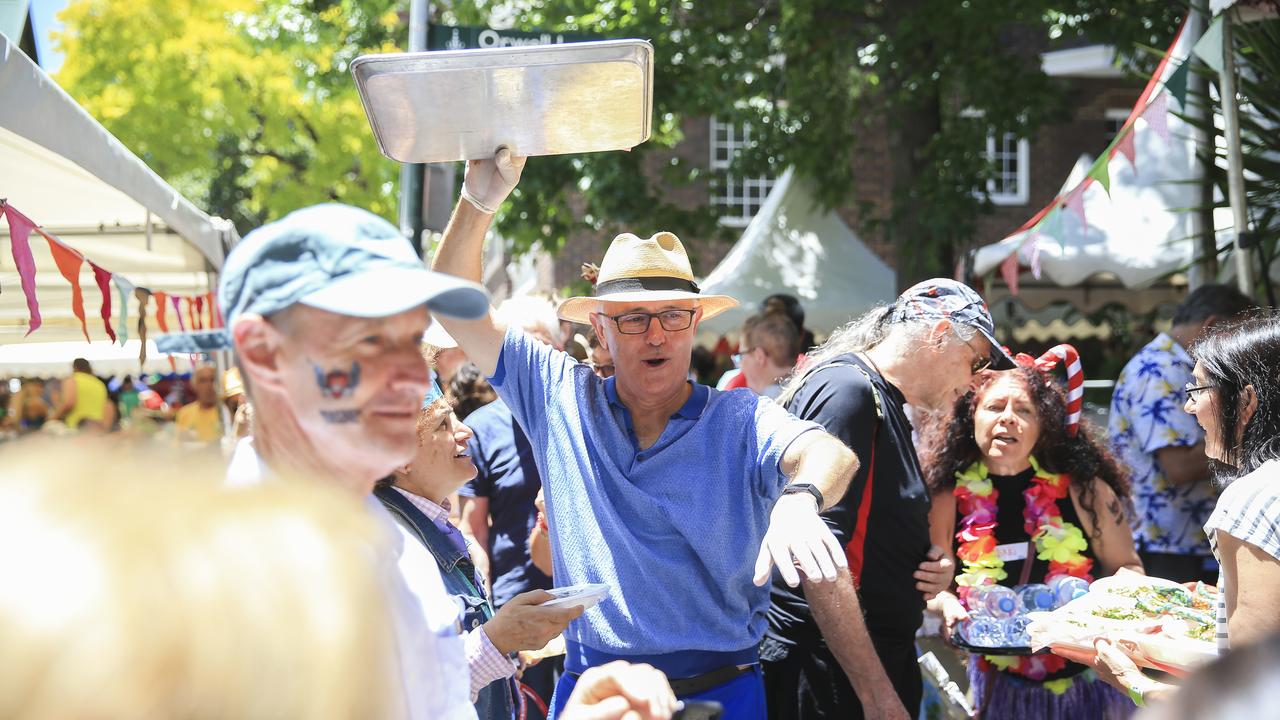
[1023,233,1044,280]
[1144,91,1170,142]
[1000,252,1020,296]
[2,203,43,335]
[90,262,117,343]
[1115,129,1138,173]
[1065,187,1087,227]
[42,231,90,342]
[171,295,187,331]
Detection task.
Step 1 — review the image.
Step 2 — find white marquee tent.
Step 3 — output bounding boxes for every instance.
[698,168,897,336]
[1,33,236,372]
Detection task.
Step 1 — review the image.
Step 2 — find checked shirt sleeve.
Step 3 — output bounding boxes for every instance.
[464,625,517,701]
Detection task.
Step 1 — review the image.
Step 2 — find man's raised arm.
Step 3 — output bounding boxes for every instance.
[430,149,527,376]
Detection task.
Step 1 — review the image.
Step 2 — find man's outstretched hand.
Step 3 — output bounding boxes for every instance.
[753,493,846,587]
[461,147,526,214]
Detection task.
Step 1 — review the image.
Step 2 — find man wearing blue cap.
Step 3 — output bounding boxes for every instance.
[430,151,859,719]
[217,203,491,720]
[765,280,1015,720]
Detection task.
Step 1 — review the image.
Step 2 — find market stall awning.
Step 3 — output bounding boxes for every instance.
[1,33,236,345]
[697,167,897,336]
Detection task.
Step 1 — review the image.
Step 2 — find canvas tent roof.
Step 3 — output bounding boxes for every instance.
[1,33,236,346]
[697,168,897,336]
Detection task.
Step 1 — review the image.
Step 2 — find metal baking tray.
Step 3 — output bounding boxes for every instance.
[352,39,653,163]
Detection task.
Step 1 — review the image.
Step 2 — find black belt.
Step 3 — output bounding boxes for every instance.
[572,663,755,698]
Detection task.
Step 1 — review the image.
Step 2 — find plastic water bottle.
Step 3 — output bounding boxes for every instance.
[960,616,1007,647]
[1050,576,1089,608]
[983,585,1022,618]
[1002,615,1033,646]
[962,585,994,615]
[1016,583,1056,613]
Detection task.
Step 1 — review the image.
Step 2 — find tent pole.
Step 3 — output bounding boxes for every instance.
[1187,2,1216,285]
[1220,9,1255,297]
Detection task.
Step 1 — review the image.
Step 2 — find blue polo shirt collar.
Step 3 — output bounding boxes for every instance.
[604,377,709,419]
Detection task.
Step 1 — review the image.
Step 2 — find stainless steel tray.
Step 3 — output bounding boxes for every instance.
[352,39,653,163]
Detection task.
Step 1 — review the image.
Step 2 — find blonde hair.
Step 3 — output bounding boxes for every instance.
[0,440,399,720]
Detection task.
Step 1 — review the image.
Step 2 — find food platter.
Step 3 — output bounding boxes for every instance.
[352,40,654,163]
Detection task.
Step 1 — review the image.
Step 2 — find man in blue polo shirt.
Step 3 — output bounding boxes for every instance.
[431,150,858,719]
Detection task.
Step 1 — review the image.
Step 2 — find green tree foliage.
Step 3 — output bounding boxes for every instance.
[444,0,1183,282]
[55,0,406,234]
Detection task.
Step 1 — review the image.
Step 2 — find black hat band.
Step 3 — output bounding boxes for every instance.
[594,276,701,297]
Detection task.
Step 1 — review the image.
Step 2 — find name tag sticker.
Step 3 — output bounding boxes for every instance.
[995,542,1028,562]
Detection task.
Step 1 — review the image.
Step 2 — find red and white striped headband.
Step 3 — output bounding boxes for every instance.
[1014,344,1084,437]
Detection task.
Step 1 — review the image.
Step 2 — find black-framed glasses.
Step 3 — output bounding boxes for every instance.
[604,309,696,335]
[1184,383,1214,402]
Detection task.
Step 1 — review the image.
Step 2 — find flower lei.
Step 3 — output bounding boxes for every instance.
[953,456,1095,688]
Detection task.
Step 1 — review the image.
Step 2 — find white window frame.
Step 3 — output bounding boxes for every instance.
[985,132,1030,206]
[709,118,775,227]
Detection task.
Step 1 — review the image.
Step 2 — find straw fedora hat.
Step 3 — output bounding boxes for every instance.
[557,231,738,325]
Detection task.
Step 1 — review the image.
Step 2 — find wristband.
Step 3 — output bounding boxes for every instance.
[460,183,498,215]
[1127,682,1145,707]
[781,482,824,509]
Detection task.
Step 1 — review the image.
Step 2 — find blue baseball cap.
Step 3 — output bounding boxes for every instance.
[218,204,490,327]
[889,279,1016,370]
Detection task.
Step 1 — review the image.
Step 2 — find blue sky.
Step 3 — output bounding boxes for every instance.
[29,0,67,73]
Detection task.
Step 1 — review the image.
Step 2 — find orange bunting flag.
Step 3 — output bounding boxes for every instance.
[153,291,170,332]
[90,262,117,343]
[42,231,90,341]
[208,290,221,328]
[184,295,196,330]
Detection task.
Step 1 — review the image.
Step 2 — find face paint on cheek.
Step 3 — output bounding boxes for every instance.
[311,360,362,399]
[319,408,361,424]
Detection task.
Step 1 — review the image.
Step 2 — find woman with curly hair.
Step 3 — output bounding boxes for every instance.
[922,347,1142,718]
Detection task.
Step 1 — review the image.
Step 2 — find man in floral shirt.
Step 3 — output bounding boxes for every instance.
[1109,285,1253,583]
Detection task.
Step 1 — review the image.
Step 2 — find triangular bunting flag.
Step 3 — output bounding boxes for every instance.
[135,288,151,366]
[1115,128,1138,173]
[90,262,117,343]
[1065,186,1088,227]
[193,295,205,330]
[1144,91,1170,142]
[1000,252,1020,296]
[1164,59,1189,109]
[113,276,135,346]
[1024,233,1044,280]
[42,232,90,342]
[209,290,223,328]
[2,203,43,335]
[1087,156,1112,197]
[171,295,187,332]
[1041,205,1066,251]
[184,295,197,330]
[1194,15,1225,77]
[153,291,170,332]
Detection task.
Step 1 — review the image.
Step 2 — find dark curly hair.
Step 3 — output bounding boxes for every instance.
[921,366,1133,541]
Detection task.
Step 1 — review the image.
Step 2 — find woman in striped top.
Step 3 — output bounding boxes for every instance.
[1087,315,1280,708]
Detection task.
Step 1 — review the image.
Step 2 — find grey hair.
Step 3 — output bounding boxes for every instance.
[775,303,976,405]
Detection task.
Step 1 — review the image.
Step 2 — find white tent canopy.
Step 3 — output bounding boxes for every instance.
[698,168,897,336]
[1,34,236,346]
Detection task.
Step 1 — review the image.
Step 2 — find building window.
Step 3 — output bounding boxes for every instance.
[1105,108,1129,138]
[985,131,1030,206]
[709,118,775,227]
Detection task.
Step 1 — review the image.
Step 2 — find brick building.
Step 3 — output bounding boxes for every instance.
[546,45,1145,292]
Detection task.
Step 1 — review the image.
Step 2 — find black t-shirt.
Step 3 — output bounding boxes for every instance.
[766,353,933,651]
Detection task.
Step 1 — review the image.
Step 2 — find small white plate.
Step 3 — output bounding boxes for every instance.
[542,583,609,610]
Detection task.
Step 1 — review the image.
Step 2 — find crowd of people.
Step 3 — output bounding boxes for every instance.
[2,146,1279,720]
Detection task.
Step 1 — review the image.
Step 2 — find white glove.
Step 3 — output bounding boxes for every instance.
[461,147,527,214]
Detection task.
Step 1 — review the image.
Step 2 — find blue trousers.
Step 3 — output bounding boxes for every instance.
[548,665,765,720]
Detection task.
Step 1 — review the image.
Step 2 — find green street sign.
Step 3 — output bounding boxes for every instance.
[427,24,600,51]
